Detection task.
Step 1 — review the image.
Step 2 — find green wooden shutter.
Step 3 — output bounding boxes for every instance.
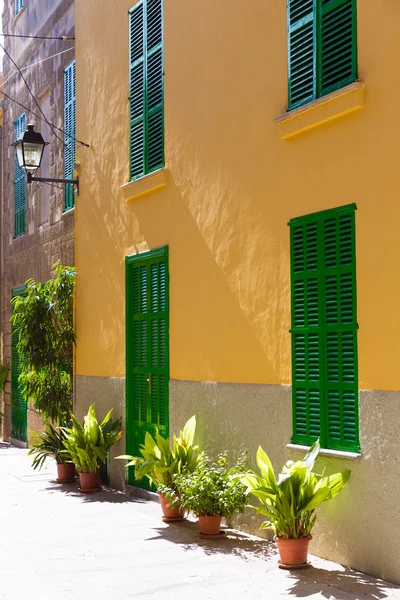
[322,209,359,451]
[288,0,316,109]
[287,0,357,110]
[320,0,357,96]
[129,0,164,180]
[11,285,27,442]
[64,60,76,211]
[14,113,26,238]
[289,204,359,452]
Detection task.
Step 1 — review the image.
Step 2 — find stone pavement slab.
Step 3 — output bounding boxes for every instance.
[0,447,399,600]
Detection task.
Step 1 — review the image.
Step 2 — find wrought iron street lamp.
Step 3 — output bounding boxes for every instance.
[12,124,79,194]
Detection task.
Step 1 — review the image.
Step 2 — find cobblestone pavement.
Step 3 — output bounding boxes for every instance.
[1,447,399,600]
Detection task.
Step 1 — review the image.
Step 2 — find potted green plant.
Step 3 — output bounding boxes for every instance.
[117,415,201,519]
[241,439,350,567]
[28,422,75,483]
[62,404,122,492]
[163,453,247,537]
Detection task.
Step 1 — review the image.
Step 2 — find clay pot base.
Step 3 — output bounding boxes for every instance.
[278,560,311,570]
[56,478,75,484]
[199,531,226,540]
[78,487,101,493]
[162,516,187,523]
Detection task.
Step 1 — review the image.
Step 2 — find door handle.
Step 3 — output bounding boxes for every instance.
[147,374,151,394]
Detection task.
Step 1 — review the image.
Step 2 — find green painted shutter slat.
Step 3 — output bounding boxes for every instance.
[14,113,26,237]
[320,0,357,95]
[126,246,169,489]
[289,205,359,452]
[11,285,27,442]
[287,0,357,110]
[288,0,315,109]
[64,60,76,211]
[129,0,164,180]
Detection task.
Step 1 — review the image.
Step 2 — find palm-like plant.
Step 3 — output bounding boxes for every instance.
[62,404,122,473]
[28,423,72,470]
[117,415,201,490]
[242,439,350,539]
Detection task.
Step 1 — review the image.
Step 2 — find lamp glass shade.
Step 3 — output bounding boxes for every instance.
[22,141,45,171]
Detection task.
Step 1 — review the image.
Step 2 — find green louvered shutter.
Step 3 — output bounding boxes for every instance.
[287,0,357,110]
[125,247,169,489]
[290,221,322,444]
[320,0,357,96]
[11,285,27,442]
[14,113,26,238]
[129,0,164,180]
[64,60,76,211]
[289,205,359,452]
[322,209,359,451]
[288,0,316,109]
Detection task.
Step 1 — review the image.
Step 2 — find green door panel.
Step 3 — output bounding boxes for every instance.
[125,246,169,489]
[11,285,27,442]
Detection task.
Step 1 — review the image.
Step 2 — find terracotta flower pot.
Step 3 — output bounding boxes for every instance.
[56,462,75,483]
[275,535,312,567]
[158,493,185,519]
[79,471,101,492]
[198,515,222,535]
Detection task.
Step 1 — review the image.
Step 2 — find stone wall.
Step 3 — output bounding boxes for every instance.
[1,0,75,441]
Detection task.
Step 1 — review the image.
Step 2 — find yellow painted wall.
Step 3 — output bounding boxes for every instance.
[75,0,400,391]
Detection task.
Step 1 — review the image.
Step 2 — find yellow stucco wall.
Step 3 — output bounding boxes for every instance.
[75,0,400,391]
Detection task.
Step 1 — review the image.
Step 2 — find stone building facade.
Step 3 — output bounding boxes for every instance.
[1,0,75,444]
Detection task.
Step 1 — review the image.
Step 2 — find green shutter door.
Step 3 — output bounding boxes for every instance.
[11,285,27,442]
[289,205,359,452]
[14,113,26,238]
[64,60,76,211]
[129,0,164,180]
[125,246,169,489]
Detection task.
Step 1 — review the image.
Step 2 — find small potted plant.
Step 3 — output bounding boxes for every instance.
[163,453,247,537]
[117,415,201,520]
[28,422,75,483]
[62,404,122,492]
[241,439,350,567]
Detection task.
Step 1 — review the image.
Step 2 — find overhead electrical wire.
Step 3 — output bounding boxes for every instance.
[0,88,88,147]
[0,41,89,149]
[1,47,75,90]
[0,33,75,40]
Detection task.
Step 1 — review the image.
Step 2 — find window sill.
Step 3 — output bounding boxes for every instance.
[121,168,168,202]
[62,207,75,217]
[274,81,364,140]
[286,443,361,460]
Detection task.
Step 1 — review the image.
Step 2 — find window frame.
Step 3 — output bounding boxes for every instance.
[287,0,358,111]
[64,60,76,212]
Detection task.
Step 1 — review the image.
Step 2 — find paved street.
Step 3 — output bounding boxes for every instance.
[1,445,399,600]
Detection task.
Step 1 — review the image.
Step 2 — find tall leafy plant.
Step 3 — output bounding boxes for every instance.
[10,262,76,424]
[0,361,9,428]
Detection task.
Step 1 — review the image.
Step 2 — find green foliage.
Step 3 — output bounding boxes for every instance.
[164,453,248,518]
[116,415,201,490]
[10,262,76,424]
[0,361,9,392]
[28,422,72,469]
[0,361,9,427]
[241,440,350,539]
[62,404,122,473]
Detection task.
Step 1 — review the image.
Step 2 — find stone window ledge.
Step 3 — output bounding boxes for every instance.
[274,81,365,140]
[286,443,361,460]
[121,168,168,202]
[13,5,27,26]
